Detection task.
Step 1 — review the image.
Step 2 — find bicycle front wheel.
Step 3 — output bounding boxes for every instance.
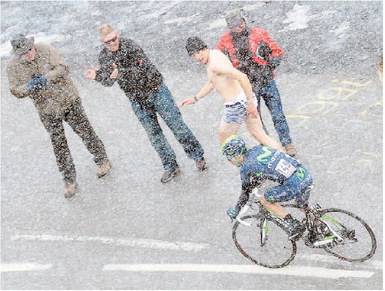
[232,215,297,268]
[320,208,377,262]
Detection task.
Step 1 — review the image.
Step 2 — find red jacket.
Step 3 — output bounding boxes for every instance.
[216,27,284,68]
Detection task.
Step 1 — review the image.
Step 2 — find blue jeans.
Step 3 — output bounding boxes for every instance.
[129,83,204,171]
[253,80,292,146]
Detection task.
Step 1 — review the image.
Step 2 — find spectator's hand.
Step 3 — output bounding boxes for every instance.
[110,63,118,79]
[35,75,48,88]
[256,42,272,61]
[27,79,36,92]
[178,98,195,107]
[85,68,97,80]
[247,101,258,118]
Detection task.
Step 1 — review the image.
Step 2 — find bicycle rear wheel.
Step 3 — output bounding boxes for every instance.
[320,208,377,262]
[232,215,297,268]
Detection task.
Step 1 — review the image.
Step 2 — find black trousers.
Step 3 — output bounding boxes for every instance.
[39,100,108,183]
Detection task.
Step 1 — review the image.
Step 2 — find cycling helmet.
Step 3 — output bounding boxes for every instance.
[221,135,247,160]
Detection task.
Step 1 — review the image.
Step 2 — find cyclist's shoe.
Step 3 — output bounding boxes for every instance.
[283,214,306,240]
[161,167,181,183]
[226,207,239,222]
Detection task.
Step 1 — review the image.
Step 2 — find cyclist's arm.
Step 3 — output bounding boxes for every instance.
[234,186,252,213]
[235,172,264,211]
[234,176,254,212]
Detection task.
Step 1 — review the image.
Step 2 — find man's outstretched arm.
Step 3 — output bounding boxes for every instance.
[85,53,116,87]
[179,81,214,107]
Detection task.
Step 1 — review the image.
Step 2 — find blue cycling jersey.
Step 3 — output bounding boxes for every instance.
[232,145,312,213]
[240,145,301,190]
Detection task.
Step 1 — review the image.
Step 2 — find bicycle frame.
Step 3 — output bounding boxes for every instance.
[235,192,341,246]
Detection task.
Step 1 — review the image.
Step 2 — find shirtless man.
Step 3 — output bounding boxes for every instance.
[180,36,283,151]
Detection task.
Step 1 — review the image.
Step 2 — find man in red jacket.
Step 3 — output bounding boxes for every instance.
[216,10,297,156]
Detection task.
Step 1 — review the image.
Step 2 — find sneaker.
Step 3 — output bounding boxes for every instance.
[64,181,77,199]
[285,144,297,157]
[160,167,181,183]
[97,160,112,178]
[195,158,208,171]
[283,215,306,240]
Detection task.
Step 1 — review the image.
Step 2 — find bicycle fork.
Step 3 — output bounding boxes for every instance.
[259,218,268,247]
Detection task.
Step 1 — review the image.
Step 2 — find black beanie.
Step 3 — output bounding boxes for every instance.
[186,37,208,56]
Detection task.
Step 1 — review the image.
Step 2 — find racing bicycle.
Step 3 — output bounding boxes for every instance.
[232,188,377,268]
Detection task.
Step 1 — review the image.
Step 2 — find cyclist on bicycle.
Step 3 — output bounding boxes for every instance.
[223,135,313,240]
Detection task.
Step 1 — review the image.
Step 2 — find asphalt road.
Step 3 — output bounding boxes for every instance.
[1,1,383,289]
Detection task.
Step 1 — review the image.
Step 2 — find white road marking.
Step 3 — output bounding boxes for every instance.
[103,264,374,279]
[297,254,383,270]
[9,235,382,273]
[11,234,209,252]
[1,263,52,272]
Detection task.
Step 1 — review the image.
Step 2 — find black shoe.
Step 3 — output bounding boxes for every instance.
[195,158,208,171]
[160,168,181,183]
[283,215,306,240]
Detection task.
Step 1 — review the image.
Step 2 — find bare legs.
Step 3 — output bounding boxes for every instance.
[246,113,284,152]
[218,120,241,144]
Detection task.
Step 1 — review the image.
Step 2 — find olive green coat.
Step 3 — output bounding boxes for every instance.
[7,43,79,117]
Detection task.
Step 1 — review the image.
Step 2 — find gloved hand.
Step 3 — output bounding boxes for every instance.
[256,42,272,61]
[256,42,282,70]
[226,207,239,222]
[27,74,48,92]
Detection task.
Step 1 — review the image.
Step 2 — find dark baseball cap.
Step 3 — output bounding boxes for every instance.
[10,34,34,55]
[225,10,246,29]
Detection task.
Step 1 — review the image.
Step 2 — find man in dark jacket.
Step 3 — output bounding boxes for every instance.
[216,10,297,156]
[85,24,207,183]
[7,34,111,198]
